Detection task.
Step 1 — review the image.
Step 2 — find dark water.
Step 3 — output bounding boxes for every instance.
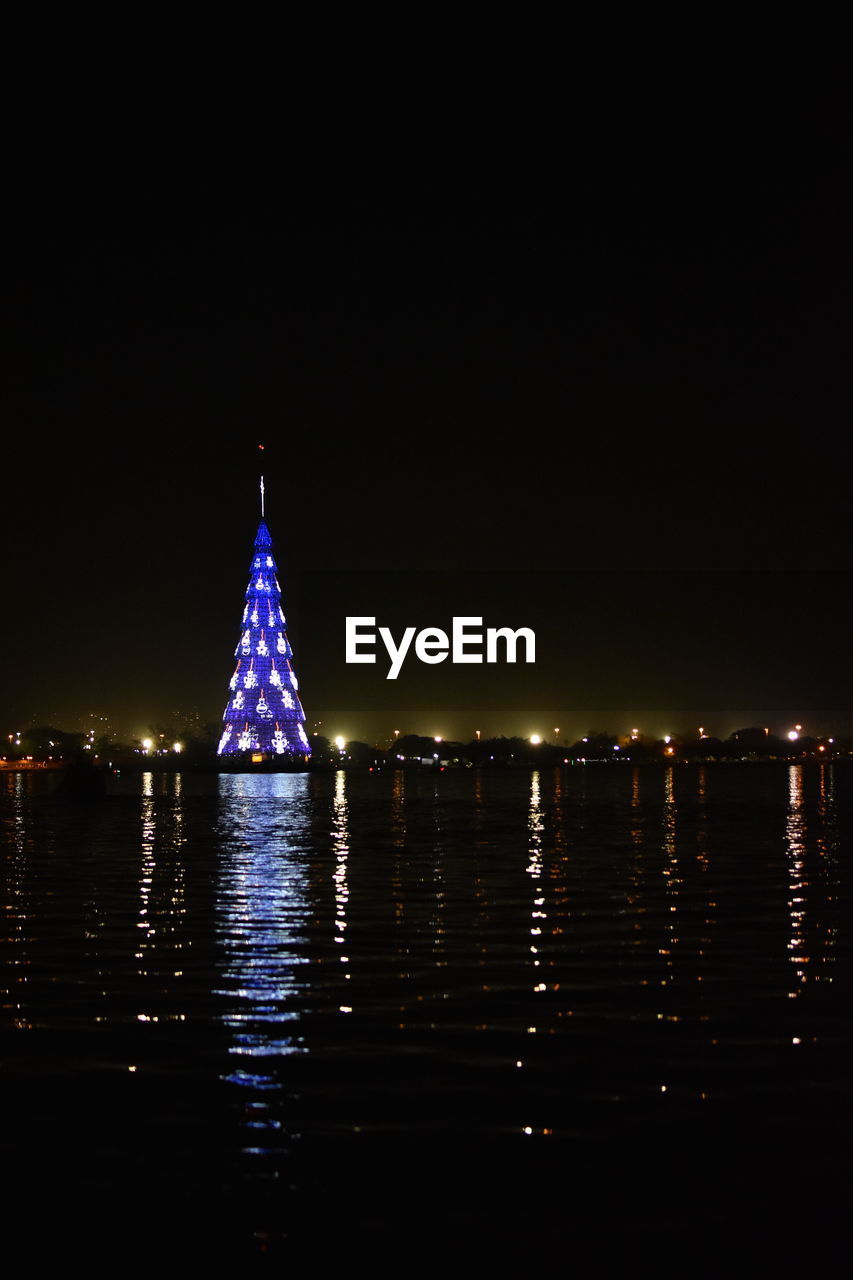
[2,765,852,1263]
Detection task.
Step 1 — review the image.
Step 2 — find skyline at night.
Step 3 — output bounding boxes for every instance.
[3,469,851,744]
[3,103,848,745]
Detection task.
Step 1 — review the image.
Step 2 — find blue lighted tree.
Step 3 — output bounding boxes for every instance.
[218,484,311,760]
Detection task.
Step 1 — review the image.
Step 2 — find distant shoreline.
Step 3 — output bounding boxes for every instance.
[4,757,851,776]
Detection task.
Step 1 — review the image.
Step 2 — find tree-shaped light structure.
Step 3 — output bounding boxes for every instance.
[218,495,310,761]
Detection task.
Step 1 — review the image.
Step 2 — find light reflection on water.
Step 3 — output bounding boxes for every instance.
[331,770,352,1011]
[0,764,850,1253]
[786,764,808,997]
[1,772,32,1030]
[527,769,545,993]
[216,773,312,1081]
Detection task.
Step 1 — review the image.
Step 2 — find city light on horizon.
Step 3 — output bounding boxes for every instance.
[8,709,853,763]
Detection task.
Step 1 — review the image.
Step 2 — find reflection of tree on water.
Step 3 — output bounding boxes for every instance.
[215,774,312,1112]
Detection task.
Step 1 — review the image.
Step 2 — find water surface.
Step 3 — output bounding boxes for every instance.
[2,765,851,1261]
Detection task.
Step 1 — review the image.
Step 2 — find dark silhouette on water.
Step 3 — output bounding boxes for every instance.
[53,751,107,801]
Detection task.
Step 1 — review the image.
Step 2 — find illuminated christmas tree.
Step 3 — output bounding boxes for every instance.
[218,477,311,761]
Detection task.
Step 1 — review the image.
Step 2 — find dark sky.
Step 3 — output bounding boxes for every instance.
[2,96,850,744]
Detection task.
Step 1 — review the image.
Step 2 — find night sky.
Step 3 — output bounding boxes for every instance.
[2,96,849,745]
